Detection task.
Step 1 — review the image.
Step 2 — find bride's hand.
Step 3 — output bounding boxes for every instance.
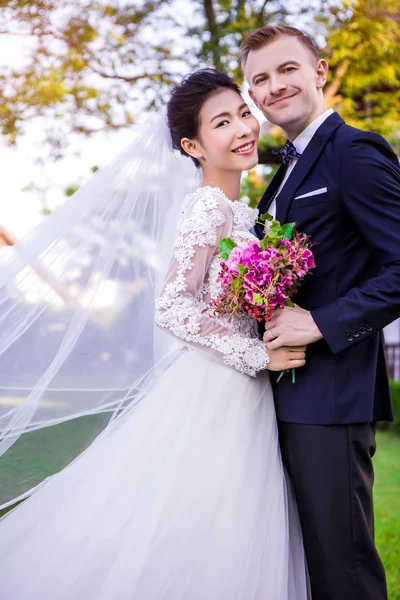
[265,346,306,371]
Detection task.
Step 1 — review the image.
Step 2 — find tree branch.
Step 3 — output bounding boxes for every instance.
[90,68,174,84]
[202,0,223,71]
[0,29,33,36]
[324,59,350,102]
[236,0,246,18]
[257,0,269,20]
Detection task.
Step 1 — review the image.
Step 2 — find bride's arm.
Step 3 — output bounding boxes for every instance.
[155,191,269,377]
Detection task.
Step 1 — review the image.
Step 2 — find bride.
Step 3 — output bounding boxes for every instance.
[0,69,308,599]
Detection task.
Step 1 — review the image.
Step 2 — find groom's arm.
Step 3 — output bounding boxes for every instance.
[311,132,400,354]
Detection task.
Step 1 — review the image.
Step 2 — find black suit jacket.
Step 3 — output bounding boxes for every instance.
[256,112,400,424]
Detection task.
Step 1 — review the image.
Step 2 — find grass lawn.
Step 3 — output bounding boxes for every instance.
[374,431,400,600]
[0,426,399,597]
[0,413,109,507]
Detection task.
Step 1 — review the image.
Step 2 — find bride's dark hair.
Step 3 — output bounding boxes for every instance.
[167,68,241,166]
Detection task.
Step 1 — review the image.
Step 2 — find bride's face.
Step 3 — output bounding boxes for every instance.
[185,88,260,172]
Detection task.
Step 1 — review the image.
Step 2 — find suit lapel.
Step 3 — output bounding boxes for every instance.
[275,113,345,224]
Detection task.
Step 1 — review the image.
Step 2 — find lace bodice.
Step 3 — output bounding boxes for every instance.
[155,186,270,377]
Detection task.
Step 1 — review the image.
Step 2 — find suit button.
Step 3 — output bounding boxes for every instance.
[352,329,360,338]
[366,324,373,332]
[346,334,354,342]
[359,326,367,335]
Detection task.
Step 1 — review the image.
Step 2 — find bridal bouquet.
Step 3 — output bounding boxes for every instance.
[209,213,315,381]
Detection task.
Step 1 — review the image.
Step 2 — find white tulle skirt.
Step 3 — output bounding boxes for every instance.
[0,349,308,599]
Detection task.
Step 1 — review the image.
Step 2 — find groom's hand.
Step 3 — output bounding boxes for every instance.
[263,305,323,349]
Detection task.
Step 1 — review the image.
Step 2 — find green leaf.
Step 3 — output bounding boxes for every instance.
[284,299,295,307]
[219,238,237,260]
[237,264,248,275]
[252,292,263,304]
[276,370,286,383]
[259,212,273,222]
[232,277,242,293]
[281,222,296,240]
[270,220,282,231]
[268,231,281,239]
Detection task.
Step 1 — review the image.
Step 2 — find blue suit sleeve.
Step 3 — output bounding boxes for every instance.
[311,133,400,354]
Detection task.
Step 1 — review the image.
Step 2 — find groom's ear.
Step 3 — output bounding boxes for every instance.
[248,88,260,110]
[316,59,329,90]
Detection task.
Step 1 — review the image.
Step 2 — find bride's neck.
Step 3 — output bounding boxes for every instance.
[200,168,242,202]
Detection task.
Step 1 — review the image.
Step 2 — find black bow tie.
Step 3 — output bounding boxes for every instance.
[271,140,302,167]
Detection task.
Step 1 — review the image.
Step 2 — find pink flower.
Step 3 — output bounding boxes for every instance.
[210,223,315,324]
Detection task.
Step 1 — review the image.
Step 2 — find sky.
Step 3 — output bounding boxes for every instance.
[0,0,205,237]
[1,116,135,236]
[0,31,137,237]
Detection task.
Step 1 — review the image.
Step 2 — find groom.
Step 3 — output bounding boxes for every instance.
[241,25,400,600]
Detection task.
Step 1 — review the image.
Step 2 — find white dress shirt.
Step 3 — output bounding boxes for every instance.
[268,109,334,219]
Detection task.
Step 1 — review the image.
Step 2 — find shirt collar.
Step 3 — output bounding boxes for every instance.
[292,109,334,154]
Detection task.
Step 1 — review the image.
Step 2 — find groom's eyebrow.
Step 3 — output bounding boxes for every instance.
[251,61,301,83]
[210,103,248,123]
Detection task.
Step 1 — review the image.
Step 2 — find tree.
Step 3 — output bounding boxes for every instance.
[324,0,400,146]
[189,0,299,80]
[3,0,398,164]
[0,0,179,155]
[0,0,322,157]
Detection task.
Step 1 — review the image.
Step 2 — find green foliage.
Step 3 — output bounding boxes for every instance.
[1,0,399,160]
[0,0,322,157]
[0,0,176,155]
[281,222,296,240]
[258,135,287,152]
[232,277,241,293]
[240,166,279,208]
[219,237,237,259]
[284,299,295,307]
[64,185,79,197]
[325,0,400,146]
[258,217,297,248]
[189,0,297,81]
[390,379,400,433]
[260,212,273,222]
[377,379,400,436]
[374,431,400,599]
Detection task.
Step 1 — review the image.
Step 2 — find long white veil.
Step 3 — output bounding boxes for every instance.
[0,110,200,508]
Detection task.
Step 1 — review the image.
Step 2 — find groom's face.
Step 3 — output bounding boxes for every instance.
[244,36,328,138]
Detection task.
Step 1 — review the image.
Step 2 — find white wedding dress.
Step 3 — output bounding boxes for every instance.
[0,187,308,599]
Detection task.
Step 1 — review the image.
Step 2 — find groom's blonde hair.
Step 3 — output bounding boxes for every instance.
[240,25,320,67]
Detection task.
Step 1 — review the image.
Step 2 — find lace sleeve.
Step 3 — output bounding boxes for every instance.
[155,189,269,377]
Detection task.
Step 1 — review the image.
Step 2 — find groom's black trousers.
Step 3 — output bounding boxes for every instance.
[278,422,388,600]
